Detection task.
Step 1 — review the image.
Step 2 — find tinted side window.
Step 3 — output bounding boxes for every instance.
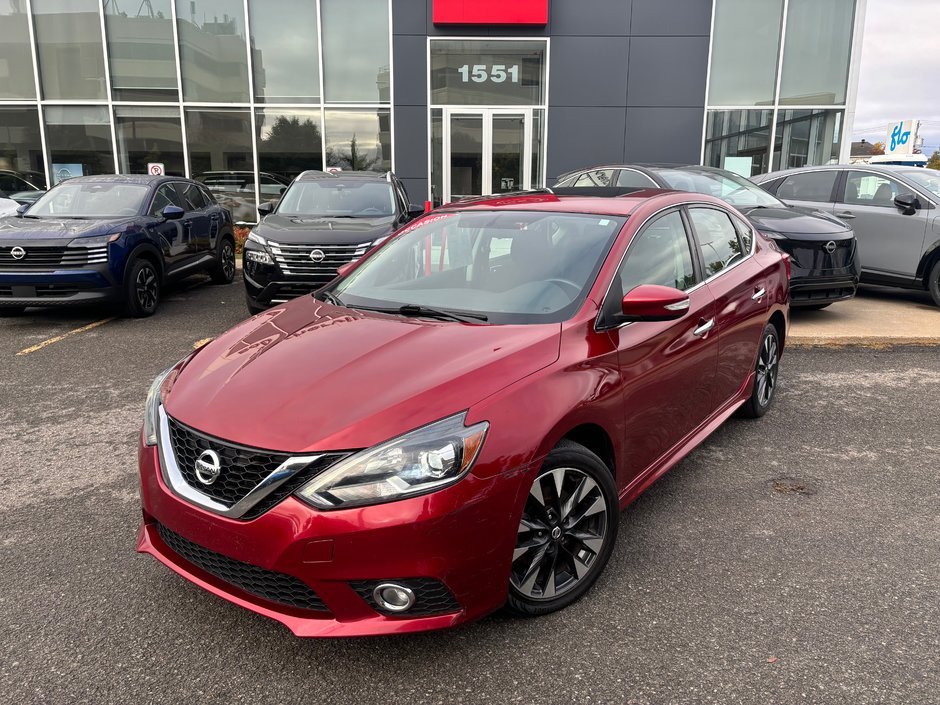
[180,182,209,210]
[844,172,913,207]
[616,170,658,188]
[731,214,754,254]
[0,174,28,193]
[619,211,696,293]
[150,184,183,216]
[776,171,838,202]
[574,169,615,187]
[689,207,745,276]
[199,185,217,205]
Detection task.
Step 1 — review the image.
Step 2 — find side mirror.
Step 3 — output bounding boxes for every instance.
[15,204,29,217]
[407,204,426,219]
[894,193,919,215]
[161,205,184,220]
[257,201,274,217]
[620,284,690,322]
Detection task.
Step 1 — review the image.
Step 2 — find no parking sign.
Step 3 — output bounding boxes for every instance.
[147,163,165,176]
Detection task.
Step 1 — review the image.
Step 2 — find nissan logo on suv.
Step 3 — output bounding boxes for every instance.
[10,246,26,260]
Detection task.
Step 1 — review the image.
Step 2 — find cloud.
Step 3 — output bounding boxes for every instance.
[854,0,940,152]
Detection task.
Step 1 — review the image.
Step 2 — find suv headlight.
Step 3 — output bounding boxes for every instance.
[68,233,121,247]
[295,413,488,510]
[244,231,274,264]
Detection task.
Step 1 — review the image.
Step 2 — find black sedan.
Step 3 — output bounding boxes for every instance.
[555,165,860,309]
[0,174,236,317]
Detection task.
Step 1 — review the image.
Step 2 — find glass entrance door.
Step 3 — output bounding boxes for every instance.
[443,109,532,203]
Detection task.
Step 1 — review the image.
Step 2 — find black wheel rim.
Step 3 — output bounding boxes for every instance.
[756,332,779,407]
[136,265,158,310]
[222,242,235,279]
[511,467,608,600]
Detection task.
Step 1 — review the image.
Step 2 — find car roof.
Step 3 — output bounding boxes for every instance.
[54,174,179,186]
[755,164,934,181]
[433,188,706,217]
[295,170,393,182]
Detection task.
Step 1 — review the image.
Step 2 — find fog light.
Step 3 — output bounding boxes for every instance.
[373,583,416,612]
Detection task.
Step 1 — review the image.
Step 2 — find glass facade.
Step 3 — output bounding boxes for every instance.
[0,0,393,222]
[706,0,858,175]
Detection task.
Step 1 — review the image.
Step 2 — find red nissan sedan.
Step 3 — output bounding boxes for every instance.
[137,189,789,637]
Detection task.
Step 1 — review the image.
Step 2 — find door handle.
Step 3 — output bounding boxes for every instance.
[835,211,856,219]
[752,287,766,301]
[693,318,714,337]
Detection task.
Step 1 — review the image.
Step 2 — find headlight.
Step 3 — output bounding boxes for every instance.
[758,229,787,241]
[246,231,267,246]
[143,367,174,446]
[68,233,121,247]
[295,413,488,509]
[245,249,274,265]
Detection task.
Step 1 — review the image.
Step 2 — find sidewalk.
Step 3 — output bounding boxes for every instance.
[789,285,940,347]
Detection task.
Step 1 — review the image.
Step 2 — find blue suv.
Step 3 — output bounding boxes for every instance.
[0,175,236,317]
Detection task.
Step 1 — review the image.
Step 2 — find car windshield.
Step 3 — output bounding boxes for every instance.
[333,210,625,324]
[898,168,940,200]
[277,180,396,217]
[27,182,149,218]
[653,168,784,209]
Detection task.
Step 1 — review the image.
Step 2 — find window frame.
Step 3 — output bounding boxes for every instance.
[148,182,184,217]
[841,170,914,209]
[776,169,840,203]
[684,204,756,284]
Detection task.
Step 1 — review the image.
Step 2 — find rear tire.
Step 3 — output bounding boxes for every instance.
[0,306,26,317]
[210,236,236,285]
[123,258,161,318]
[738,323,781,419]
[928,259,940,308]
[504,440,619,617]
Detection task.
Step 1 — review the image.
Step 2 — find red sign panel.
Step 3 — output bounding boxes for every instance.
[433,0,548,25]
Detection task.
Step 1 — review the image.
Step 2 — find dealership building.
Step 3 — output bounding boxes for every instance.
[0,0,865,214]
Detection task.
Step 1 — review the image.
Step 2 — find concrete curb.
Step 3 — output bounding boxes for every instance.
[788,336,940,349]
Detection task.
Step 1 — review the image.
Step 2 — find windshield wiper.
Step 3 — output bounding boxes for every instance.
[397,304,488,323]
[317,290,344,306]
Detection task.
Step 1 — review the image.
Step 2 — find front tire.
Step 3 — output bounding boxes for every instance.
[928,259,940,308]
[123,258,161,317]
[738,322,781,419]
[210,236,236,285]
[505,440,619,617]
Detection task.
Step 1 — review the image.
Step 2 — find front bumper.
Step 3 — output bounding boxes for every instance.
[242,256,334,308]
[137,437,529,637]
[0,268,119,307]
[789,273,858,306]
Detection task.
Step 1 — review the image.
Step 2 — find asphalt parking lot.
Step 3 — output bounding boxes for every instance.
[1,275,938,705]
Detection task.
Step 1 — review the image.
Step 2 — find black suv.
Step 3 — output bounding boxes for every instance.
[242,170,424,313]
[0,175,235,317]
[555,164,860,309]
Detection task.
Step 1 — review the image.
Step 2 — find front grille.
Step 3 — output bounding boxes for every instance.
[0,245,107,269]
[155,523,328,611]
[269,241,370,279]
[349,578,461,617]
[776,240,854,271]
[165,415,346,519]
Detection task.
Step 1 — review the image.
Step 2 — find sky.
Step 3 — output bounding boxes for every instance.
[853,0,940,155]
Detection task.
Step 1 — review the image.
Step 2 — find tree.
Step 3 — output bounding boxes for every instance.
[870,141,885,156]
[257,115,321,176]
[927,150,940,171]
[326,134,379,172]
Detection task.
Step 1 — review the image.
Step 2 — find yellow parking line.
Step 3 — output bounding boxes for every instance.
[16,318,115,356]
[193,337,214,349]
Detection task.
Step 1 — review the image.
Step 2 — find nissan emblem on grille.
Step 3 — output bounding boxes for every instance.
[823,241,837,254]
[10,246,26,260]
[194,449,222,485]
[309,249,326,263]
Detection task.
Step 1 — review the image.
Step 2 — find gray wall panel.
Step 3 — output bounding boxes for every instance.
[626,36,709,107]
[392,105,428,183]
[550,36,629,107]
[394,0,429,35]
[546,106,627,182]
[624,107,705,163]
[550,0,631,36]
[631,0,713,36]
[393,34,426,107]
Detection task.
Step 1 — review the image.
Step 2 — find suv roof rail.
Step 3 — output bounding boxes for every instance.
[297,169,327,179]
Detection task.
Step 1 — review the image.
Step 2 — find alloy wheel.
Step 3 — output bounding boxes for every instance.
[222,242,235,280]
[756,332,778,406]
[136,265,158,310]
[511,467,608,600]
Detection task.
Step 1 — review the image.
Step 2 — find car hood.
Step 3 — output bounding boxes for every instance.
[742,206,852,240]
[0,216,135,241]
[164,296,561,453]
[253,214,397,245]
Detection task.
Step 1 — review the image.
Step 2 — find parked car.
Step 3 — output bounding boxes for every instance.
[196,170,290,223]
[0,174,235,317]
[0,168,47,196]
[555,165,859,309]
[0,190,19,218]
[753,165,940,306]
[242,170,424,313]
[137,188,789,637]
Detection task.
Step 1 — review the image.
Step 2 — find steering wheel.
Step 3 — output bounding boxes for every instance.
[545,278,581,298]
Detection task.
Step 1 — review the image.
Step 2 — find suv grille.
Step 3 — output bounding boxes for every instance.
[776,239,854,271]
[349,578,461,617]
[155,523,328,611]
[166,415,346,519]
[269,241,370,281]
[0,245,108,269]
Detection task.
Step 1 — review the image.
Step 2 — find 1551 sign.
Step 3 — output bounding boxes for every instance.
[457,64,521,84]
